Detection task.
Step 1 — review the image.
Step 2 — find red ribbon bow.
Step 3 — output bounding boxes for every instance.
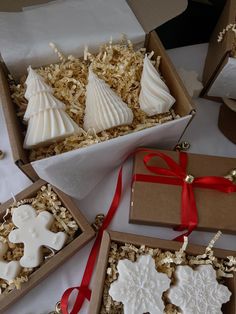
[60,149,236,313]
[133,151,236,241]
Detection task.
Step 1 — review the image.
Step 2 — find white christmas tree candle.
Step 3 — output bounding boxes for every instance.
[139,55,175,116]
[23,66,82,149]
[83,68,133,133]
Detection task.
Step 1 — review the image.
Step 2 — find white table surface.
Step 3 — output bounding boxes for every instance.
[1,43,236,314]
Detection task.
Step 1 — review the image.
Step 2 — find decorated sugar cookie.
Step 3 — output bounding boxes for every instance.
[109,254,171,314]
[8,205,67,268]
[0,242,21,282]
[168,265,232,314]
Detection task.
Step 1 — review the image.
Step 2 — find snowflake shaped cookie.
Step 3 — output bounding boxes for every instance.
[109,254,171,314]
[168,265,232,314]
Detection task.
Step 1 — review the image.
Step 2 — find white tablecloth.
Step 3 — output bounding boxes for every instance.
[0,43,236,314]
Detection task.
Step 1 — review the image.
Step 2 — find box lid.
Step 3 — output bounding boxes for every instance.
[0,0,188,33]
[0,0,51,12]
[0,0,188,78]
[203,0,236,87]
[127,0,188,33]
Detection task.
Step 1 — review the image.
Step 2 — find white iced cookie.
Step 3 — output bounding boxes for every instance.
[139,55,176,116]
[8,205,67,268]
[83,68,133,133]
[178,68,203,98]
[23,66,82,149]
[0,242,21,282]
[109,255,171,314]
[168,265,232,314]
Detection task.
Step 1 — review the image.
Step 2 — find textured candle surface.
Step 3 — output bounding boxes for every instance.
[139,55,175,116]
[109,254,171,314]
[83,69,133,133]
[168,265,232,314]
[24,66,82,149]
[8,205,67,268]
[0,242,21,282]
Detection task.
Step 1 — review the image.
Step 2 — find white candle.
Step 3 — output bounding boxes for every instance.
[23,66,82,149]
[8,205,67,268]
[109,254,171,314]
[83,68,133,133]
[0,242,21,282]
[139,54,176,116]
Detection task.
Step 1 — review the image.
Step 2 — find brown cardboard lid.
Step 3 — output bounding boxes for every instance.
[0,0,52,12]
[203,0,236,87]
[0,0,188,33]
[127,0,188,33]
[218,101,236,144]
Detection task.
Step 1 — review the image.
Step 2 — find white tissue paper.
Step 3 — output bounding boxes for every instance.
[0,0,191,199]
[208,57,236,99]
[32,116,191,199]
[0,0,145,78]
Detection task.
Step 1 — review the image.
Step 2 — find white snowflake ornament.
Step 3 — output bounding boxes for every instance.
[168,265,232,314]
[109,254,171,314]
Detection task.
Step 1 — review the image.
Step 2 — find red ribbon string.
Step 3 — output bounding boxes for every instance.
[61,166,123,314]
[61,149,236,313]
[133,151,236,241]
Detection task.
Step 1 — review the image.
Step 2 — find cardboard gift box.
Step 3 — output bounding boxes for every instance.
[129,149,236,234]
[0,0,194,200]
[202,0,236,100]
[89,230,236,314]
[0,179,95,312]
[202,0,236,144]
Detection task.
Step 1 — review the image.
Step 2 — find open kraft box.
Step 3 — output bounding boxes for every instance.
[89,230,236,314]
[202,0,236,100]
[0,0,194,200]
[0,179,95,312]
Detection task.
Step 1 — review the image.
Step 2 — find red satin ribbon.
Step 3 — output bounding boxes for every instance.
[133,151,236,241]
[61,166,123,314]
[61,149,236,313]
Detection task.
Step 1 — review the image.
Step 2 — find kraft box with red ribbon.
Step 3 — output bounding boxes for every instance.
[129,149,236,238]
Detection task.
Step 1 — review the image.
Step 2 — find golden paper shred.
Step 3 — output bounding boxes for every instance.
[10,38,177,162]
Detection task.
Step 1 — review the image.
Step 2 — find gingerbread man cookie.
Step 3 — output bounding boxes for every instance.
[0,242,21,282]
[8,205,67,268]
